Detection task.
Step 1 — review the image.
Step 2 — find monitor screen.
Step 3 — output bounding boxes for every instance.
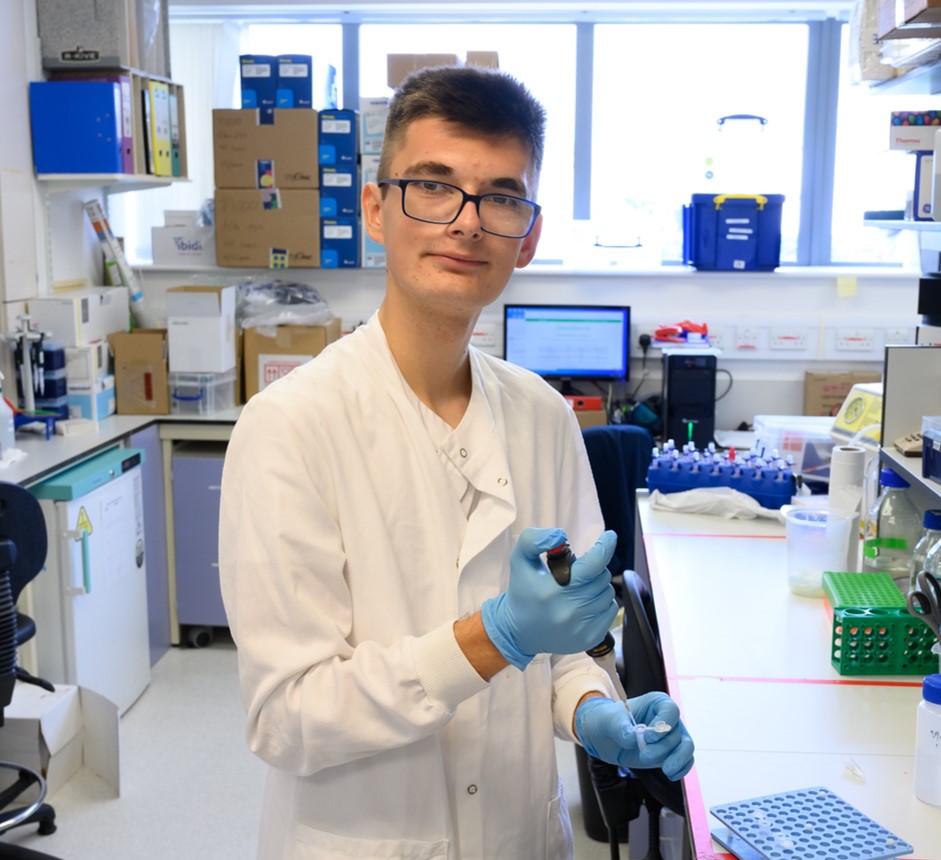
[502,304,631,382]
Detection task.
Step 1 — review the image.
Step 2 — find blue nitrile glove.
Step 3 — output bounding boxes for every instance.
[481,527,618,671]
[574,692,696,781]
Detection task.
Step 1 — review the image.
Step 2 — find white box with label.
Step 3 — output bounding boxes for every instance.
[166,285,237,373]
[28,287,130,347]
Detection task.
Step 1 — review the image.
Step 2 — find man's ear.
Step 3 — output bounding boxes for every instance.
[515,213,543,269]
[362,182,384,244]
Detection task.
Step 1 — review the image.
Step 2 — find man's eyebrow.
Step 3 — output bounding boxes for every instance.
[489,177,528,196]
[400,162,529,196]
[401,161,453,177]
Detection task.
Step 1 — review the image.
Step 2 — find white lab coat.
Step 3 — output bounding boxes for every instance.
[219,315,617,859]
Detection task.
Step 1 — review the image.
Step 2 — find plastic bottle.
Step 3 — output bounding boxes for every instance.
[0,371,14,457]
[862,468,922,590]
[914,674,941,806]
[910,509,941,591]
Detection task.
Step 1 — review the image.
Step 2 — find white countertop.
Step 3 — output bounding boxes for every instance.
[1,408,242,487]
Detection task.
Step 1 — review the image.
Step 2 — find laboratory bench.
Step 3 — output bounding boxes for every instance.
[635,494,941,859]
[5,408,242,650]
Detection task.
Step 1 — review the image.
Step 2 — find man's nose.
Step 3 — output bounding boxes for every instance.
[449,197,483,234]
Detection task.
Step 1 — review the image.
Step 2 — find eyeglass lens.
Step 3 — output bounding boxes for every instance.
[403,182,535,237]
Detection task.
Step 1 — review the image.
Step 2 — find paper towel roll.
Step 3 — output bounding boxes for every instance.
[829,444,867,571]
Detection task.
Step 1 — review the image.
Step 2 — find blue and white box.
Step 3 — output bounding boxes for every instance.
[321,218,360,268]
[320,166,358,217]
[319,110,358,165]
[240,55,277,124]
[359,97,390,155]
[276,54,312,108]
[66,374,116,422]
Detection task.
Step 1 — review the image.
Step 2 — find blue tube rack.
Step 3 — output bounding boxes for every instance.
[646,440,796,510]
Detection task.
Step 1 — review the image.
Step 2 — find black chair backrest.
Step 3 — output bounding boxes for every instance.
[0,483,48,714]
[0,483,47,603]
[582,424,653,578]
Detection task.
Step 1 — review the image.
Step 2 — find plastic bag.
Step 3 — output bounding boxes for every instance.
[649,487,784,521]
[236,277,334,329]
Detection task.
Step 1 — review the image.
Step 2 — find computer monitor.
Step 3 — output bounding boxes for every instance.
[502,304,631,384]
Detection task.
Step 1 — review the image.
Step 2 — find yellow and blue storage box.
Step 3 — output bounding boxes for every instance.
[683,193,785,271]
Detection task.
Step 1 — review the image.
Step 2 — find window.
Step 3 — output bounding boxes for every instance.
[830,26,937,265]
[591,24,809,265]
[359,24,577,257]
[116,10,930,272]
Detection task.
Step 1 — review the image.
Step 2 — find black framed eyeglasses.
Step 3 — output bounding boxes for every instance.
[378,178,541,239]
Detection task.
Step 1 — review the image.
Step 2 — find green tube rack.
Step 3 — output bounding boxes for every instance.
[822,571,938,676]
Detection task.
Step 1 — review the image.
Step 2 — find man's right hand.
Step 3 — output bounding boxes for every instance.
[481,527,618,671]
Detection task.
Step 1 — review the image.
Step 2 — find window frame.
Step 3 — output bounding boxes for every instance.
[166,5,884,268]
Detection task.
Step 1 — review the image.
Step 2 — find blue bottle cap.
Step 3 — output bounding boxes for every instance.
[925,509,941,531]
[880,468,910,489]
[924,674,941,706]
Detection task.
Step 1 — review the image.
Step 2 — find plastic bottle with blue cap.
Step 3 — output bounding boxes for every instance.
[914,674,941,806]
[911,509,941,590]
[862,467,922,591]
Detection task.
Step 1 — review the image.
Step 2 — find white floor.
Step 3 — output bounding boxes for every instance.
[3,631,616,859]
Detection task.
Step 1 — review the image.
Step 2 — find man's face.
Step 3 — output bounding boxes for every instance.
[362,117,542,319]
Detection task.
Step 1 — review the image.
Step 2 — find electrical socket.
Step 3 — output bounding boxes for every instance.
[735,326,762,351]
[885,326,915,345]
[768,328,811,351]
[835,328,875,351]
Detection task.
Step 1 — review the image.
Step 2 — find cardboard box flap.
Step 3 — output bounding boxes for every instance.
[166,285,235,318]
[109,329,168,362]
[80,686,120,794]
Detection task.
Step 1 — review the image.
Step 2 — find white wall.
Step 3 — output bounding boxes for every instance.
[135,264,918,430]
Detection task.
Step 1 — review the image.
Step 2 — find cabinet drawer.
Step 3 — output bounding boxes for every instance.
[172,443,227,627]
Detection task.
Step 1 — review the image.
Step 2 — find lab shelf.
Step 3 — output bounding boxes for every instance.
[872,59,941,95]
[37,174,188,195]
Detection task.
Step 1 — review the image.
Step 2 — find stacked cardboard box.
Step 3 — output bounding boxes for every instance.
[213,109,321,268]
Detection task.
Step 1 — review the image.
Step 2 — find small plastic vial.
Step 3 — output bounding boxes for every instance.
[914,674,941,806]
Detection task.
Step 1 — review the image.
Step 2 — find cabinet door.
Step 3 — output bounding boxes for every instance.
[172,445,227,626]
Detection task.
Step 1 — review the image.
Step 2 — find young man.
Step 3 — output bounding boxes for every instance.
[219,66,693,859]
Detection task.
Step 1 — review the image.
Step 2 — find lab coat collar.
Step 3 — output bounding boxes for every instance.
[360,315,517,567]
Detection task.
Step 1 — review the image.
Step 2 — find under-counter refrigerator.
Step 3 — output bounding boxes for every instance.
[30,447,151,715]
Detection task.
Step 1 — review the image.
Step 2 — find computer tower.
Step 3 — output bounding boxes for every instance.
[661,351,717,448]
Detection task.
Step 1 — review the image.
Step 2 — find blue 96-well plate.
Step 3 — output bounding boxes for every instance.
[710,786,913,860]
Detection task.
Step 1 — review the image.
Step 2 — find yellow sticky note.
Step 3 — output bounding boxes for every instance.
[837,275,857,297]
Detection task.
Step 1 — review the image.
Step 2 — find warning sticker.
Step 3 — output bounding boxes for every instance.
[74,506,93,538]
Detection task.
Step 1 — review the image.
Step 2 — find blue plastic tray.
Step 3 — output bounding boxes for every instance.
[710,787,913,860]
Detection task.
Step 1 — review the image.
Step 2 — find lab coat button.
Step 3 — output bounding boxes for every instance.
[466,784,478,795]
[497,477,508,486]
[460,447,468,458]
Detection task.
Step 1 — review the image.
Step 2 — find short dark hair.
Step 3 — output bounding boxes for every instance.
[377,66,546,185]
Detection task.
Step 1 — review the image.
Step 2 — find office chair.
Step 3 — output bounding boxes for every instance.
[0,482,61,858]
[580,424,654,599]
[576,425,686,858]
